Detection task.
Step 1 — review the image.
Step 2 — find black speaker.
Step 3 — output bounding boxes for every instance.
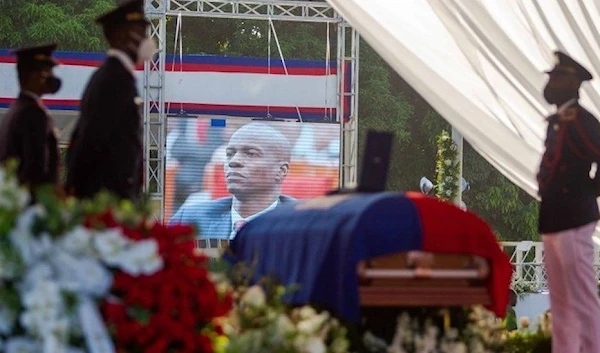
[357,130,394,193]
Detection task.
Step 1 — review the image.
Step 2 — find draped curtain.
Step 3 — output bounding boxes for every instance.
[326,0,600,237]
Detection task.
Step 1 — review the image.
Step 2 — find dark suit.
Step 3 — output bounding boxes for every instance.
[0,93,59,189]
[65,56,143,200]
[537,103,600,233]
[169,195,296,239]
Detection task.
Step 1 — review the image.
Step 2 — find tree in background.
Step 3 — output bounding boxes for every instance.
[0,0,538,241]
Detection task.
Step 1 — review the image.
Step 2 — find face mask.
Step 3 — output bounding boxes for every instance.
[543,85,574,105]
[129,32,157,64]
[137,37,157,63]
[41,73,62,94]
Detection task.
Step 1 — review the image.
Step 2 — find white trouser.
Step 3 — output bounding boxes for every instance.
[543,221,600,353]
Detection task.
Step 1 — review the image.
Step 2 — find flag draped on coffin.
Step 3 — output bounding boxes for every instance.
[228,192,512,323]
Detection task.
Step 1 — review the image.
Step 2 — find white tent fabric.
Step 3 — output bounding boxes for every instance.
[326,0,600,238]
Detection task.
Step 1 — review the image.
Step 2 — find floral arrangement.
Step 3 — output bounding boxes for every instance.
[363,306,507,353]
[435,130,460,202]
[510,281,541,296]
[0,162,231,353]
[361,306,553,353]
[0,161,352,353]
[216,277,350,353]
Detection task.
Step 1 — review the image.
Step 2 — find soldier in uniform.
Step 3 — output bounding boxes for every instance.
[537,51,600,353]
[65,0,155,201]
[0,44,62,195]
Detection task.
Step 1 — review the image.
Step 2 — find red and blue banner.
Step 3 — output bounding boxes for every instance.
[0,50,351,121]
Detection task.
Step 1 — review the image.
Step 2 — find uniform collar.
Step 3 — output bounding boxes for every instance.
[557,98,577,115]
[546,98,578,121]
[21,90,40,100]
[21,90,46,109]
[107,49,136,76]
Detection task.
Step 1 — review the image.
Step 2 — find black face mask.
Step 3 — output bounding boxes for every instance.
[543,85,576,106]
[45,75,62,94]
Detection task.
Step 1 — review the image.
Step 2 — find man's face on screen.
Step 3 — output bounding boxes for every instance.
[224,128,282,197]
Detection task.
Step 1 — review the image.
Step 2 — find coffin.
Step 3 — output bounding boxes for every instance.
[228,192,512,322]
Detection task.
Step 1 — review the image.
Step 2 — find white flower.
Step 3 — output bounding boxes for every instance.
[9,206,47,265]
[119,239,163,276]
[298,306,317,320]
[276,314,295,334]
[60,226,93,255]
[445,190,452,196]
[297,312,330,335]
[20,280,63,337]
[21,263,53,291]
[303,336,326,353]
[94,229,130,265]
[16,190,30,209]
[519,316,530,329]
[46,318,69,341]
[445,176,453,182]
[53,251,113,296]
[5,337,40,353]
[241,285,266,308]
[30,233,53,260]
[444,159,453,166]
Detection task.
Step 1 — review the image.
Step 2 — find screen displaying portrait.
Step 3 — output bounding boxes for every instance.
[165,116,340,241]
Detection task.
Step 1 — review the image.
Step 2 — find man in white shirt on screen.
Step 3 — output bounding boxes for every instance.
[169,122,296,240]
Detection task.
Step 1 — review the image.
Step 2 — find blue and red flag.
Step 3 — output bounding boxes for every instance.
[228,192,512,323]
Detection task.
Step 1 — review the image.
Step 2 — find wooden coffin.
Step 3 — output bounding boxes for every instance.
[358,251,491,307]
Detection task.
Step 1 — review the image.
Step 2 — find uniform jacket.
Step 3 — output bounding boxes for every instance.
[169,195,296,239]
[537,102,600,233]
[65,56,143,200]
[0,93,59,189]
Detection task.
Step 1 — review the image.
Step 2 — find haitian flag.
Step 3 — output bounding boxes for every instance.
[228,192,512,323]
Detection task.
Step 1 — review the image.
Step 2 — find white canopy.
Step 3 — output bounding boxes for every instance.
[326,0,600,238]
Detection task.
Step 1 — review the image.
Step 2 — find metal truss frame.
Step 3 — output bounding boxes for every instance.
[143,0,359,219]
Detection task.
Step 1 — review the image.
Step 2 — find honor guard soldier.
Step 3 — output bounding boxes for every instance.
[537,51,600,353]
[65,0,155,201]
[0,44,62,195]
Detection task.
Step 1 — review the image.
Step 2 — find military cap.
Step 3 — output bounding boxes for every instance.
[11,43,59,68]
[95,0,149,28]
[546,51,593,81]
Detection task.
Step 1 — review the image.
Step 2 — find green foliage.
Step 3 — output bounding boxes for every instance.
[0,0,113,51]
[434,130,460,201]
[503,331,551,353]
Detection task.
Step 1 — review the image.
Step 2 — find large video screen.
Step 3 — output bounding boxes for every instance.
[165,117,340,240]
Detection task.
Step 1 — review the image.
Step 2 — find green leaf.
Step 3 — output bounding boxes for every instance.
[128,306,152,325]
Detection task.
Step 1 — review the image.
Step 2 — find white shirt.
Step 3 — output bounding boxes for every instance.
[557,98,577,115]
[107,49,136,76]
[21,90,40,101]
[230,199,279,239]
